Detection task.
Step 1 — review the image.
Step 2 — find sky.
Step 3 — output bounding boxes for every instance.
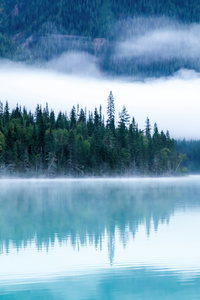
[0,60,200,139]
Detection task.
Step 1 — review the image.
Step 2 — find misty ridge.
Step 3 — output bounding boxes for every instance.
[115,18,200,62]
[5,17,200,78]
[104,17,200,77]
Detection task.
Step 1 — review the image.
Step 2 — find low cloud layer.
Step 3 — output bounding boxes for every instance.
[0,60,200,139]
[46,52,100,77]
[115,19,200,65]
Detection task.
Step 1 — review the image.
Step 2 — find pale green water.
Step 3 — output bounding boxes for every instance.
[0,177,200,299]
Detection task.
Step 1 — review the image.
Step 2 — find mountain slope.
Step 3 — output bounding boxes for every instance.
[1,0,200,77]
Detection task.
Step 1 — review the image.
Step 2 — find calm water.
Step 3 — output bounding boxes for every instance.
[0,176,200,299]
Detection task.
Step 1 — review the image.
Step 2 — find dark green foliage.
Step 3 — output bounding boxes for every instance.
[1,0,200,39]
[0,33,16,58]
[175,139,200,173]
[106,91,115,132]
[1,0,200,76]
[0,94,183,176]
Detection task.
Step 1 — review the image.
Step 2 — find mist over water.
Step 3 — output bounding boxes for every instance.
[1,177,200,299]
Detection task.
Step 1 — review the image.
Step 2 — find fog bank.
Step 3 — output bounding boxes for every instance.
[0,60,199,139]
[114,18,200,65]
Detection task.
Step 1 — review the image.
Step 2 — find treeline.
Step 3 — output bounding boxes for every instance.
[0,92,184,177]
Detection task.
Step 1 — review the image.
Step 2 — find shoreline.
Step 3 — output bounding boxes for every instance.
[0,174,199,181]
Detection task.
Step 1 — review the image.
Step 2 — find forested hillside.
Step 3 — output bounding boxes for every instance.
[175,140,200,173]
[1,0,200,76]
[1,0,200,39]
[0,92,185,177]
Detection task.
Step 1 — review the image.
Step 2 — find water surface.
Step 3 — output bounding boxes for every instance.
[0,176,200,299]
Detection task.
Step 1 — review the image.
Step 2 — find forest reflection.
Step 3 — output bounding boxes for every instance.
[0,178,200,264]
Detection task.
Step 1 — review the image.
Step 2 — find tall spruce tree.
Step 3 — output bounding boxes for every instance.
[106,91,115,132]
[145,117,151,140]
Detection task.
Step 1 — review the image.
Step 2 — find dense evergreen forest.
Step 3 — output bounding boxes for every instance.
[1,0,200,76]
[0,92,185,177]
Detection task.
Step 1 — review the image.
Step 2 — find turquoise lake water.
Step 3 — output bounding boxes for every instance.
[0,177,200,299]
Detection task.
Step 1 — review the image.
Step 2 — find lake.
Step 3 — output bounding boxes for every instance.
[0,177,200,299]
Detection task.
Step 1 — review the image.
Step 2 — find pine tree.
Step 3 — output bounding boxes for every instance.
[0,101,3,131]
[4,101,9,126]
[50,110,55,129]
[70,106,76,130]
[118,106,130,128]
[78,108,86,124]
[106,91,115,133]
[118,106,130,149]
[145,117,151,140]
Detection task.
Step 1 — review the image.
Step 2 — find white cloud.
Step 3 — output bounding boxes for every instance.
[0,60,199,139]
[115,21,200,64]
[46,52,100,77]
